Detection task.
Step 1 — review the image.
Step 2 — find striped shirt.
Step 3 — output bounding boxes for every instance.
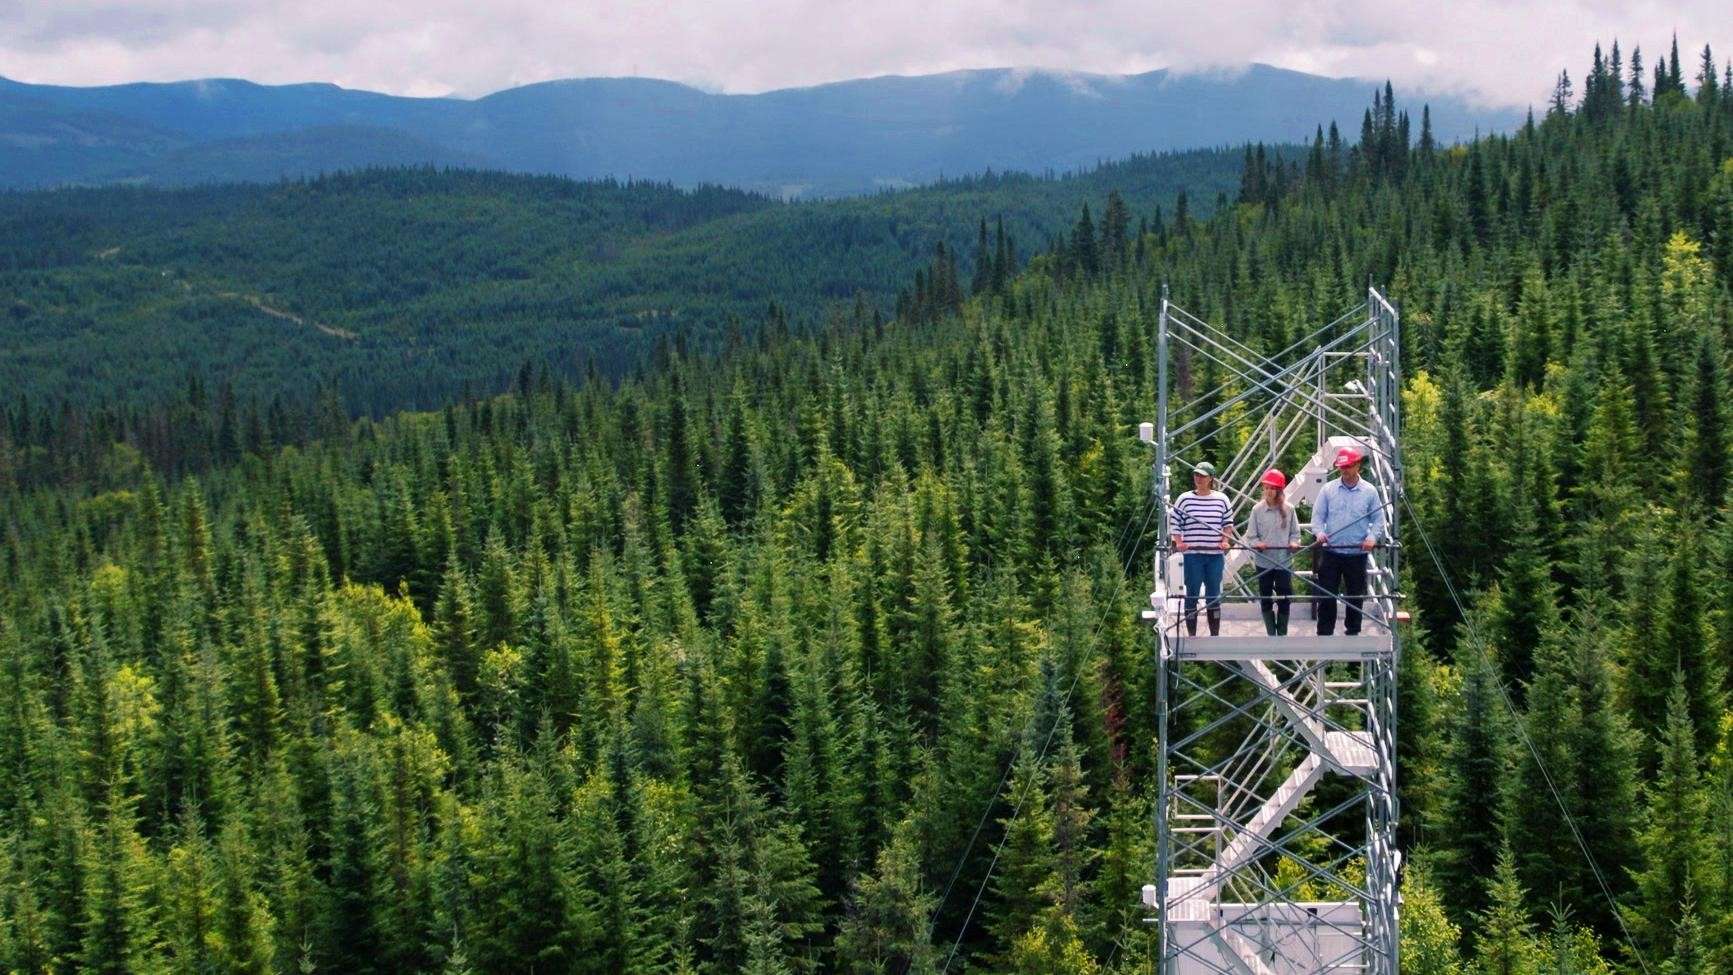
[1172,490,1232,550]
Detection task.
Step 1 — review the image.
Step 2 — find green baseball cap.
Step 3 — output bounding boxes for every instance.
[1192,462,1218,478]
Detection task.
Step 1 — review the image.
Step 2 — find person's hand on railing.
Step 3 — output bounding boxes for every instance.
[1253,541,1267,551]
[1360,537,1375,552]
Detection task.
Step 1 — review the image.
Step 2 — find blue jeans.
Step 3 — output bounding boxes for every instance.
[1183,553,1224,633]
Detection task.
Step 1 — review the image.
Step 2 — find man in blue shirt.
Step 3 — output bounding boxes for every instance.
[1311,446,1386,636]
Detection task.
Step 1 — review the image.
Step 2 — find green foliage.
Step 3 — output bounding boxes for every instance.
[1435,647,1514,921]
[833,819,938,974]
[0,41,1729,975]
[1627,678,1719,962]
[1474,847,1540,975]
[1506,614,1639,933]
[1401,857,1467,975]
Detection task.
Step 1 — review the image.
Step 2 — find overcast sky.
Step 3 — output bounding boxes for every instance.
[3,0,1729,108]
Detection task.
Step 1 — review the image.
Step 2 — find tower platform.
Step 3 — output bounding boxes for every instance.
[1145,596,1392,661]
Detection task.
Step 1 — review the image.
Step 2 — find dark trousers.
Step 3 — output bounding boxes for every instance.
[1314,551,1369,636]
[1256,568,1292,635]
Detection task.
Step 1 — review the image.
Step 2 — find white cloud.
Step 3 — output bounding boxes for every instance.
[0,0,1727,108]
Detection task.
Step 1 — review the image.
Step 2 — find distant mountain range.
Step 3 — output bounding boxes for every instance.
[0,66,1523,197]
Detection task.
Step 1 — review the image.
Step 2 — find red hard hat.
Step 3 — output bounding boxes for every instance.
[1260,468,1287,489]
[1333,446,1365,469]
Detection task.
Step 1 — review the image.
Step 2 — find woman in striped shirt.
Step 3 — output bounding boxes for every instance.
[1171,461,1232,635]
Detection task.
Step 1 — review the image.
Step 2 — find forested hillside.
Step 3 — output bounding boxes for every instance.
[0,40,1731,975]
[0,146,1240,428]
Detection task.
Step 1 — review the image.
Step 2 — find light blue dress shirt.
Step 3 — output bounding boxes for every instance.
[1312,478,1387,553]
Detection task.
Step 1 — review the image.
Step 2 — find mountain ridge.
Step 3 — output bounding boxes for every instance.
[0,64,1523,196]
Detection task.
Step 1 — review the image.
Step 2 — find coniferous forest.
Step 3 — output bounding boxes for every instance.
[2,39,1733,975]
[0,149,1243,423]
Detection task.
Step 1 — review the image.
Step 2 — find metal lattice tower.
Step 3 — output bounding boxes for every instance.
[1138,287,1404,975]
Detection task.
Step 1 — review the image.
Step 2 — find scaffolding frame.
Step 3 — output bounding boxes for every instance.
[1143,287,1403,975]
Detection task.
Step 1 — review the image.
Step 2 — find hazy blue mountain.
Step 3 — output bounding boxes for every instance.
[0,85,186,188]
[0,66,1522,196]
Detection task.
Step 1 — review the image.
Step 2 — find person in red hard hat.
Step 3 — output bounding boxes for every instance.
[1311,445,1387,636]
[1245,468,1301,635]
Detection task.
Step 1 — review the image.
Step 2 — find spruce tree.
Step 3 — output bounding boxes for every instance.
[834,819,939,974]
[720,388,763,528]
[466,764,571,972]
[1400,858,1466,975]
[1004,906,1098,974]
[1660,541,1723,759]
[212,818,277,975]
[1573,379,1640,598]
[1535,906,1613,975]
[1473,846,1539,975]
[983,750,1059,966]
[1560,611,1641,932]
[1085,793,1150,960]
[1070,205,1099,278]
[1696,45,1719,106]
[1435,647,1514,921]
[1628,678,1717,960]
[566,766,639,975]
[1486,478,1558,692]
[1506,635,1580,907]
[79,798,161,975]
[664,380,701,535]
[1508,266,1554,389]
[971,219,993,296]
[1100,191,1131,269]
[1683,333,1728,508]
[162,813,219,974]
[1046,713,1094,918]
[1661,904,1709,975]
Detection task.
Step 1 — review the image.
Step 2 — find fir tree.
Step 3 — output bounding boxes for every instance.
[1473,846,1539,975]
[1683,333,1728,508]
[1695,45,1719,105]
[1627,678,1718,960]
[1435,647,1513,921]
[1400,858,1467,975]
[1099,191,1130,269]
[833,819,939,974]
[1661,903,1708,975]
[984,750,1059,966]
[1070,205,1099,278]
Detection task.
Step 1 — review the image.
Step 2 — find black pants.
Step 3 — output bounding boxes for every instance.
[1314,551,1369,636]
[1256,568,1292,635]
